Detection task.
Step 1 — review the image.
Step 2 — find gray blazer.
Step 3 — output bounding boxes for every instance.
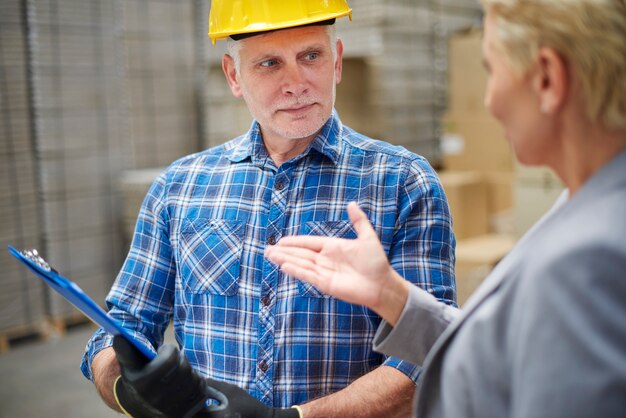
[374,150,626,417]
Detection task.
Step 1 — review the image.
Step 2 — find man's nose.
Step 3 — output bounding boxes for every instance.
[281,63,309,96]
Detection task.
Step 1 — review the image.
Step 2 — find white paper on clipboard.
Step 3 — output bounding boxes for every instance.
[7,245,155,360]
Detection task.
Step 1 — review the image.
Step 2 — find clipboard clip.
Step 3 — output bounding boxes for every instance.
[18,248,57,273]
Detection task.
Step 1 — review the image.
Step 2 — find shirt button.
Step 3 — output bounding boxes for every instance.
[275,181,285,190]
[261,295,270,306]
[267,236,277,245]
[259,361,269,372]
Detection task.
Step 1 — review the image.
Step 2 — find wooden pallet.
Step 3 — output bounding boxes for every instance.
[0,321,51,354]
[48,312,93,336]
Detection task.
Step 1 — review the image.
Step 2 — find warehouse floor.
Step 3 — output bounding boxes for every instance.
[0,321,176,418]
[0,323,118,417]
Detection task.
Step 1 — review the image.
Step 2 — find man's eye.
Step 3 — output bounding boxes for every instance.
[304,52,319,61]
[260,59,278,68]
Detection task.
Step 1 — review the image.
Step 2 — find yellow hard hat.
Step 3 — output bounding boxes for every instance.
[209,0,352,44]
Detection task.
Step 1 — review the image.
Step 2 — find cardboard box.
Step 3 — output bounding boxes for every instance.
[485,172,514,214]
[119,168,164,242]
[514,179,564,238]
[439,171,489,240]
[515,161,562,186]
[484,172,515,234]
[455,234,517,306]
[444,28,515,175]
[442,115,514,173]
[514,161,563,237]
[447,28,487,117]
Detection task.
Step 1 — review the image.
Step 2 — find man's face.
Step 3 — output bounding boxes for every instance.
[223,25,343,145]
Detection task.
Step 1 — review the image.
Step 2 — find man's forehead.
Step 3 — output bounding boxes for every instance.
[239,25,330,55]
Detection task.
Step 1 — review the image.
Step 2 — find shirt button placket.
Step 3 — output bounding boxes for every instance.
[258,170,290,405]
[259,361,269,373]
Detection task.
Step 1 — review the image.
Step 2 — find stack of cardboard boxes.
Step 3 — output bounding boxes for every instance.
[440,28,562,306]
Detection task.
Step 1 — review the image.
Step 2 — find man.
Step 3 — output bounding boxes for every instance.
[81,1,456,416]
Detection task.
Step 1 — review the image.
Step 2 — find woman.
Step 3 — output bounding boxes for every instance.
[265,0,626,416]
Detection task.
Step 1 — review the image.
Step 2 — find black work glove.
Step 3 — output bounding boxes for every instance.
[200,377,301,418]
[112,334,210,418]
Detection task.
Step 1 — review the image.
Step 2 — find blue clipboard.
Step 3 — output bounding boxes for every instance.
[8,245,155,360]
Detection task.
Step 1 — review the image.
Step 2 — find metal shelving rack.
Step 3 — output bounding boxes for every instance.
[0,0,210,341]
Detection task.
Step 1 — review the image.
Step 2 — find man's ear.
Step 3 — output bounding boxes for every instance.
[534,47,568,114]
[222,54,242,98]
[335,39,344,85]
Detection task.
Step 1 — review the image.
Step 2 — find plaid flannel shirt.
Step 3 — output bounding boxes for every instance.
[81,110,456,407]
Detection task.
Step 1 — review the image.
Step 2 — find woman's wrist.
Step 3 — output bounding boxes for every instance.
[375,267,410,326]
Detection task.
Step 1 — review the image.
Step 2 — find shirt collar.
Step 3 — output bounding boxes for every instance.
[226,109,343,166]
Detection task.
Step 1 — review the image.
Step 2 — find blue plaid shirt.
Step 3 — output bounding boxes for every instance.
[81,111,456,407]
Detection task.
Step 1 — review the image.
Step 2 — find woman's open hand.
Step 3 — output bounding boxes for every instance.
[265,202,409,324]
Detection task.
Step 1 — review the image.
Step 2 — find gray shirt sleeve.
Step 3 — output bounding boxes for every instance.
[373,285,460,366]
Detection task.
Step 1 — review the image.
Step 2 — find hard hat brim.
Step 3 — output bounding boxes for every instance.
[229,18,337,41]
[209,8,352,44]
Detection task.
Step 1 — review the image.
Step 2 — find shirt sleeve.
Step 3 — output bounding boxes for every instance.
[391,158,456,305]
[80,171,174,381]
[374,285,459,366]
[379,157,457,379]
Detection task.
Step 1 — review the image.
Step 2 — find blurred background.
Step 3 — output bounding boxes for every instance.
[0,0,563,416]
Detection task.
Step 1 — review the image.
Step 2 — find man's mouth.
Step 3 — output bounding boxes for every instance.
[279,103,315,114]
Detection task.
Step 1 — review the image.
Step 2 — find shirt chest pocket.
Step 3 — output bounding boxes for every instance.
[178,219,244,295]
[297,220,358,298]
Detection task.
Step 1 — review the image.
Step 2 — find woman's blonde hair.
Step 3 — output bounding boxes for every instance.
[482,0,626,130]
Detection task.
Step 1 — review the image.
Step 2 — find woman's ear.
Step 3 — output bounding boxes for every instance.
[222,54,242,98]
[535,47,568,114]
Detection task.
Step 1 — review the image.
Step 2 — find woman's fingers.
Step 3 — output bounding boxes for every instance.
[347,202,377,240]
[274,204,374,252]
[275,235,330,251]
[280,261,328,289]
[265,244,340,290]
[265,245,320,265]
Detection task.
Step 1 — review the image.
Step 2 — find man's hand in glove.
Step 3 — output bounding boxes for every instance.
[112,334,209,418]
[203,377,303,418]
